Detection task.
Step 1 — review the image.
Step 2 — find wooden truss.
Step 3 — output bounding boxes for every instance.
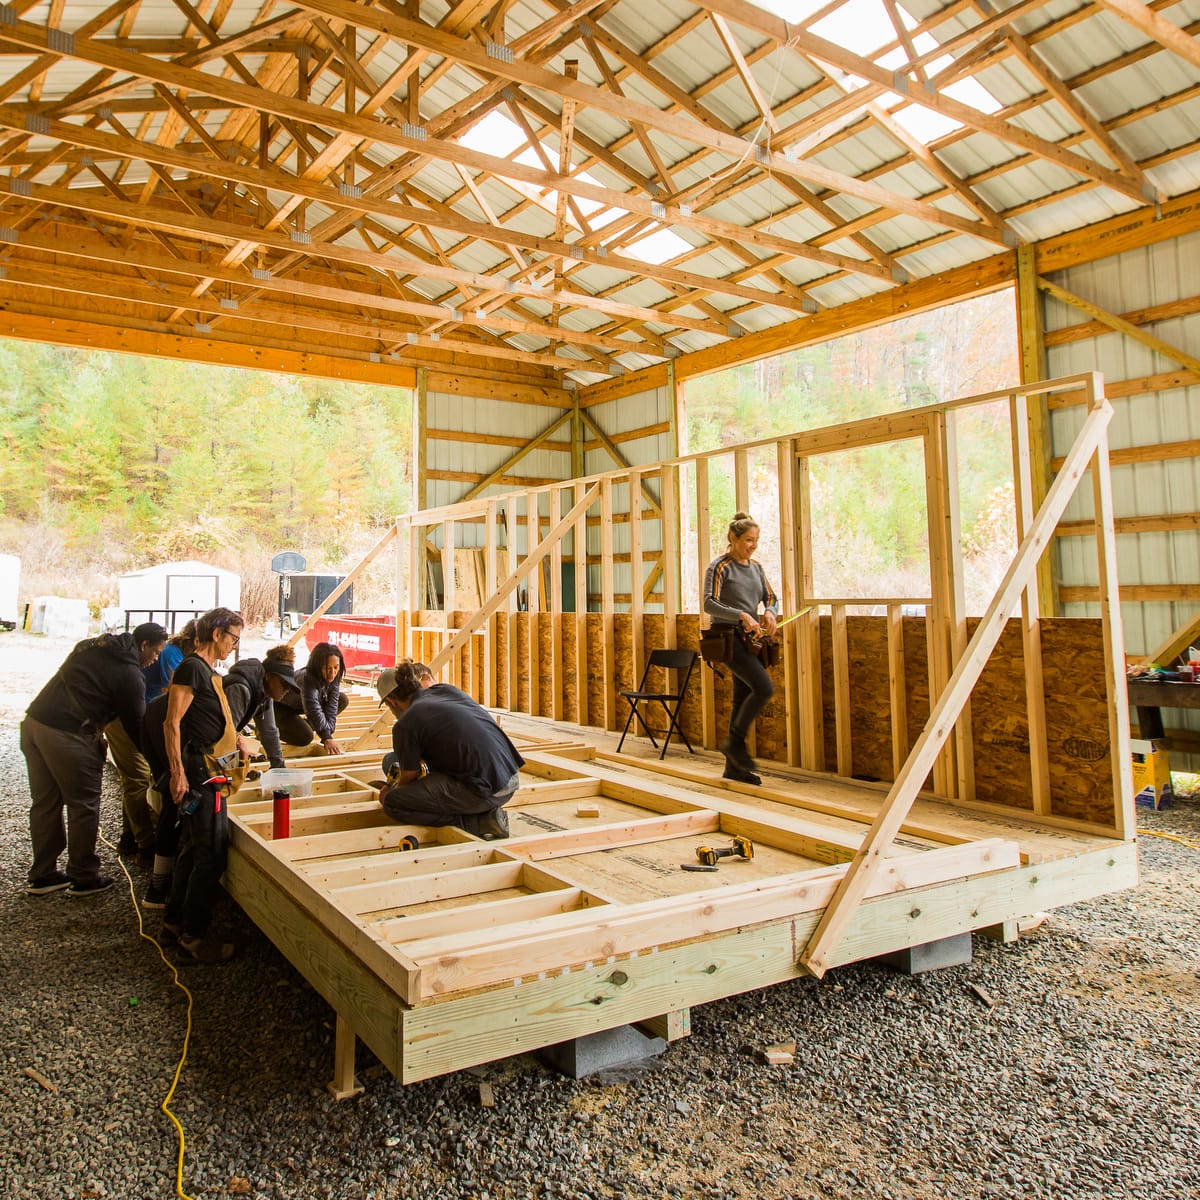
[0,0,1196,388]
[228,372,1136,1087]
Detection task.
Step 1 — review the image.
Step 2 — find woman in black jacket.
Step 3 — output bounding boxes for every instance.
[274,641,348,754]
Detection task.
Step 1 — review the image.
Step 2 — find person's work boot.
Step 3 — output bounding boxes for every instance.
[719,733,755,774]
[475,807,510,840]
[177,934,235,964]
[722,764,762,786]
[158,920,182,945]
[26,871,71,895]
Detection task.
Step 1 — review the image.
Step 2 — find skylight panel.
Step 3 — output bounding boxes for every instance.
[621,228,693,266]
[458,111,624,232]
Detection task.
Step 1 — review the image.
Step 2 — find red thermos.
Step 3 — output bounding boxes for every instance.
[272,788,291,839]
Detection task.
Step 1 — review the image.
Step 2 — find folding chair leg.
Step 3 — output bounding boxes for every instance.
[616,704,638,754]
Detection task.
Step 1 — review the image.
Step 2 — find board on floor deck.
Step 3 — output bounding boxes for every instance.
[223,727,1136,1085]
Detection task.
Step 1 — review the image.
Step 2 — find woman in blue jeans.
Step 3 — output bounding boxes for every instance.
[702,511,778,785]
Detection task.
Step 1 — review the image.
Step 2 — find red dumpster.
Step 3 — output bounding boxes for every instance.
[304,614,395,675]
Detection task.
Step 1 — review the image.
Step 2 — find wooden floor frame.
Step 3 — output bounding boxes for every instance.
[224,702,1136,1088]
[234,372,1137,1087]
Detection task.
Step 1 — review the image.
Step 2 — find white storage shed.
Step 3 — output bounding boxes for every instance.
[118,560,241,630]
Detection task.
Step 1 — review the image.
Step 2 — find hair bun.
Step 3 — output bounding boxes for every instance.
[733,510,753,522]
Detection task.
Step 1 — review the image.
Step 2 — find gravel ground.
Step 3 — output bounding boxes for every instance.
[1,631,1198,1200]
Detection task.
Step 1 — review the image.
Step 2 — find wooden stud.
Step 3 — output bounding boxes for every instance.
[831,604,852,776]
[549,486,564,721]
[1010,392,1052,816]
[600,476,617,730]
[777,439,802,766]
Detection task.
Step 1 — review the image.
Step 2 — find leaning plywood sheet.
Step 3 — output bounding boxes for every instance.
[222,730,1136,1085]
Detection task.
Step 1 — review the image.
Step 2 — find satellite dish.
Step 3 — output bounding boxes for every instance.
[271,551,306,574]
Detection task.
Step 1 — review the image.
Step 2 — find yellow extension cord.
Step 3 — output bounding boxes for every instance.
[1137,827,1200,850]
[101,833,197,1200]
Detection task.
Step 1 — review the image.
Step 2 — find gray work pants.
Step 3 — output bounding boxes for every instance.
[105,718,155,848]
[21,715,107,884]
[382,770,519,827]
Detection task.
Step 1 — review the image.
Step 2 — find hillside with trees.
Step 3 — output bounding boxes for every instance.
[0,342,412,618]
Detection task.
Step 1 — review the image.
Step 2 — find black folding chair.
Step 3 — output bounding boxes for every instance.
[616,649,699,759]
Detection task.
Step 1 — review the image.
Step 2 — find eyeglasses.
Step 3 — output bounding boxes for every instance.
[223,631,241,646]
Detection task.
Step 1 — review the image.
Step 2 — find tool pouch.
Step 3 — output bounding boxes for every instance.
[699,624,735,665]
[757,635,780,668]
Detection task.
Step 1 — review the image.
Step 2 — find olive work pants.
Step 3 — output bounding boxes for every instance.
[22,715,107,885]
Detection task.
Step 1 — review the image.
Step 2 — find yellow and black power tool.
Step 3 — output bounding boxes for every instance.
[694,835,754,868]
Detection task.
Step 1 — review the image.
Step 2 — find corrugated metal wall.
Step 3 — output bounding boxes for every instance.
[1046,228,1200,760]
[583,384,674,610]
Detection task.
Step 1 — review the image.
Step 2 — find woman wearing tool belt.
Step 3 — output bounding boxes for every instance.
[703,511,778,785]
[162,607,246,964]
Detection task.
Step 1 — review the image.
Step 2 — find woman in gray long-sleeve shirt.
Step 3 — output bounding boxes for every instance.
[702,511,778,784]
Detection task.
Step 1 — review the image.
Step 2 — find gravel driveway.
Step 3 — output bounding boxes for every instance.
[1,631,1197,1200]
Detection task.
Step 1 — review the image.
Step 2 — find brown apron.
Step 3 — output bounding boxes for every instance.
[203,674,247,796]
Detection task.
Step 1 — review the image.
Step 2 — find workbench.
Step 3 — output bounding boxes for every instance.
[1127,678,1200,740]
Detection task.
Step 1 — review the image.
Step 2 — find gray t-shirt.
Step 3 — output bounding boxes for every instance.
[703,555,777,625]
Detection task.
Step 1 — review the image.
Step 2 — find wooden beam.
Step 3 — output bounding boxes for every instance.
[1038,277,1200,376]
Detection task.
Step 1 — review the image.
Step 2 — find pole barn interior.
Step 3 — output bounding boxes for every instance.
[2,0,1199,1084]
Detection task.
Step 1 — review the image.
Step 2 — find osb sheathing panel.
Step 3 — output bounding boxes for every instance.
[1040,619,1115,826]
[811,615,1114,826]
[495,615,509,710]
[439,612,1114,825]
[585,613,604,721]
[515,613,532,713]
[563,615,579,721]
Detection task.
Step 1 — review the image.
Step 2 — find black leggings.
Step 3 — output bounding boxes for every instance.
[728,635,774,739]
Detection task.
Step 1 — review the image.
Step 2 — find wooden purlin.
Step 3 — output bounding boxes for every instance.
[800,382,1114,978]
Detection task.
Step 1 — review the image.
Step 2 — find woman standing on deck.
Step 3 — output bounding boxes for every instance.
[703,512,778,786]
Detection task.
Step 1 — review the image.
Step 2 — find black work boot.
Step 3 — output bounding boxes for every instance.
[719,732,755,774]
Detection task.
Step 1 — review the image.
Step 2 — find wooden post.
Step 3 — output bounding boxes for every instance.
[484,499,499,707]
[600,476,616,729]
[777,439,802,765]
[1087,376,1134,839]
[574,479,589,727]
[1010,391,1051,815]
[326,1014,363,1101]
[1016,247,1057,618]
[629,469,644,684]
[549,486,564,721]
[923,417,957,797]
[795,456,824,771]
[695,458,717,749]
[661,464,680,647]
